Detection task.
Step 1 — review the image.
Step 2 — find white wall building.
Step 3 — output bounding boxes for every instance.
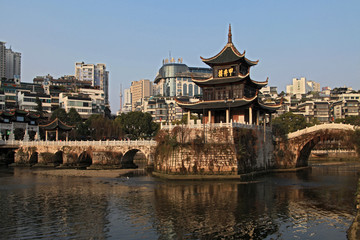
[59,93,92,116]
[75,62,109,105]
[122,88,132,113]
[78,88,105,114]
[0,90,5,110]
[17,91,51,113]
[286,77,320,95]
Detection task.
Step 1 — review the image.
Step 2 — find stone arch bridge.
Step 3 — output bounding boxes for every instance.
[274,123,357,169]
[1,140,157,168]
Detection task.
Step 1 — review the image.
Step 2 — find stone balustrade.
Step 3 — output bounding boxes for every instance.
[287,123,356,139]
[311,149,356,154]
[2,139,157,147]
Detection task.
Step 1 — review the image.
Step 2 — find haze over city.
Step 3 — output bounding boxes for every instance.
[1,0,359,112]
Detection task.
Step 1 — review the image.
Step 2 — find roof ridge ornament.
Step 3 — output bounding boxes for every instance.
[228,24,232,43]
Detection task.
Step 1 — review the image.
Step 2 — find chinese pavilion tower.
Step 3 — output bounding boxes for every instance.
[176,25,280,124]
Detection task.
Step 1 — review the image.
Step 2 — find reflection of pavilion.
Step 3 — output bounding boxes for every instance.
[176,25,281,125]
[40,118,73,141]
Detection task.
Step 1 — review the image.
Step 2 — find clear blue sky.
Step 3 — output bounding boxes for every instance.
[1,0,359,112]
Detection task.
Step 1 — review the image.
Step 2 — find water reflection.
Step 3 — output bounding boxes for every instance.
[0,163,358,239]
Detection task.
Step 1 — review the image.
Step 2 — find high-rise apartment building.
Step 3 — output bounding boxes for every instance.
[5,48,21,80]
[130,79,152,110]
[121,88,132,113]
[75,62,109,105]
[0,42,6,79]
[0,42,21,80]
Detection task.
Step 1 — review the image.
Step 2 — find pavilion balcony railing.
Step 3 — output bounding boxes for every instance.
[1,139,157,147]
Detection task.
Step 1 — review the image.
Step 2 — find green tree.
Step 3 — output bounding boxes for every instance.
[272,112,310,137]
[67,108,82,126]
[50,108,67,122]
[35,97,44,116]
[66,108,83,140]
[104,106,112,119]
[118,112,159,139]
[335,116,360,126]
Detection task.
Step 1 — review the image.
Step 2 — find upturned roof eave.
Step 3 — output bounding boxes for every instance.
[175,95,258,110]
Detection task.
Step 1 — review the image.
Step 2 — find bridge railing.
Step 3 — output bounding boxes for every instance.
[1,139,157,147]
[287,123,356,139]
[312,149,356,154]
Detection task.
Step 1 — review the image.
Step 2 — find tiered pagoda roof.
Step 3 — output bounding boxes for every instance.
[192,25,267,89]
[200,25,258,67]
[176,24,281,114]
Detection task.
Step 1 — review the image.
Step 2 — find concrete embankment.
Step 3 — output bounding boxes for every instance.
[348,176,360,240]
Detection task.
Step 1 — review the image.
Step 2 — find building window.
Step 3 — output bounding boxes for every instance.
[183,84,187,95]
[189,85,193,97]
[16,116,24,122]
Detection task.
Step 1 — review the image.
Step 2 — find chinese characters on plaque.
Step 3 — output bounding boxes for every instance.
[218,67,234,77]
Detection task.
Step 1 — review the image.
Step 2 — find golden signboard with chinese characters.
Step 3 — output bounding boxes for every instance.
[218,67,234,77]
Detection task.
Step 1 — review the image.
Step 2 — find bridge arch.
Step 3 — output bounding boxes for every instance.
[29,152,38,165]
[279,123,356,168]
[78,151,92,167]
[121,149,147,169]
[54,150,63,165]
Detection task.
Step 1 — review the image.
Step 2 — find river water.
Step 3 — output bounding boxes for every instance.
[0,162,359,240]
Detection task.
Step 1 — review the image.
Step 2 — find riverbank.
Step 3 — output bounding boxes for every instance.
[33,169,140,178]
[152,166,311,181]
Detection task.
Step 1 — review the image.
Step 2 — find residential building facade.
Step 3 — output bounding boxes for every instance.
[5,48,21,80]
[122,88,132,113]
[75,62,109,105]
[0,42,6,79]
[130,79,152,110]
[59,93,92,117]
[17,91,51,112]
[286,77,320,96]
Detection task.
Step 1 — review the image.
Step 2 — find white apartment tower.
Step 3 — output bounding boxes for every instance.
[286,77,320,95]
[75,62,109,105]
[122,88,132,113]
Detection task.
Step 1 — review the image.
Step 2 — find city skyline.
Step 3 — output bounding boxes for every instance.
[1,0,359,112]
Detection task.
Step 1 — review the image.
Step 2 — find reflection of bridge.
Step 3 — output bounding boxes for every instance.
[275,123,357,168]
[0,140,157,168]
